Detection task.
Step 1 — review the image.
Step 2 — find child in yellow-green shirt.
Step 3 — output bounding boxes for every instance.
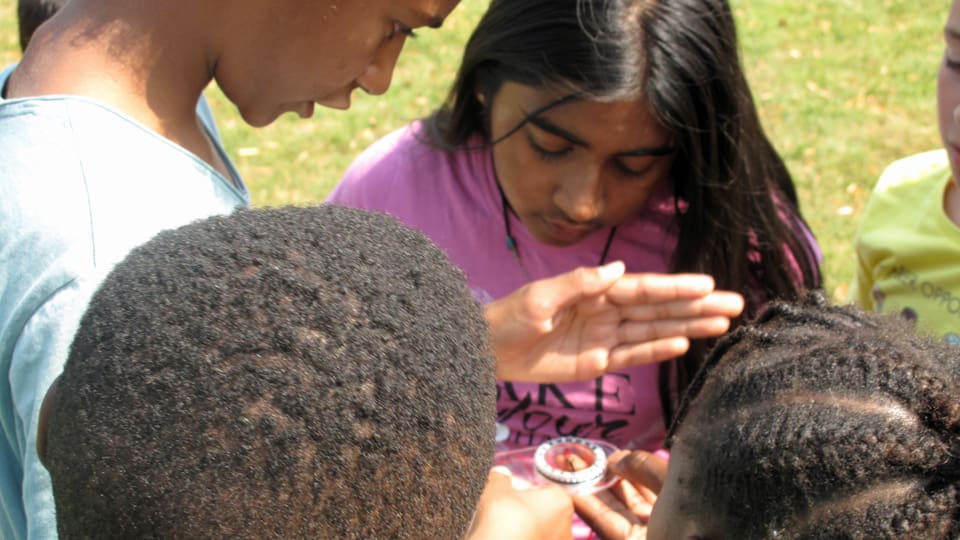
[851,0,960,345]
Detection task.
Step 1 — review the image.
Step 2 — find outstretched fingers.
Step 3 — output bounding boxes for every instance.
[616,291,745,321]
[604,273,718,305]
[604,337,692,371]
[522,262,626,319]
[602,314,734,371]
[619,315,733,342]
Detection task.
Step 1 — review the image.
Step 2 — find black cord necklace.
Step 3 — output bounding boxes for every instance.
[498,182,616,280]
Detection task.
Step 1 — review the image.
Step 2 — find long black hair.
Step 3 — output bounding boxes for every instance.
[425,0,822,427]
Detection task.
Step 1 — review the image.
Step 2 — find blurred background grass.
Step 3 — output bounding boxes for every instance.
[0,0,946,300]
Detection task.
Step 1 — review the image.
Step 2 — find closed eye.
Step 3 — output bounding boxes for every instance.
[528,135,573,161]
[616,160,656,178]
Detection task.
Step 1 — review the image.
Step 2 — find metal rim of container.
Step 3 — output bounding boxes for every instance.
[533,436,607,485]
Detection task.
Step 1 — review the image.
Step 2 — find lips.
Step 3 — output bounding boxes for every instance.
[540,216,598,245]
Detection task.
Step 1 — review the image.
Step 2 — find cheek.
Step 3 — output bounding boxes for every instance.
[938,68,960,135]
[492,141,555,210]
[603,168,670,221]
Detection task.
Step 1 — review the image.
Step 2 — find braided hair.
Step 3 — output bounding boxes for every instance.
[44,205,496,539]
[666,293,960,539]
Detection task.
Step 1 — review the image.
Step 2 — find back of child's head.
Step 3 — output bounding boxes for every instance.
[43,205,496,539]
[665,293,960,539]
[17,0,66,51]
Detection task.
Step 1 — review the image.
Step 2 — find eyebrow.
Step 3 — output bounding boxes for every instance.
[527,115,588,147]
[526,114,674,157]
[946,27,960,41]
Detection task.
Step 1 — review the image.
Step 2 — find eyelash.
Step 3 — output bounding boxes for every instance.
[530,137,655,178]
[617,163,651,179]
[528,136,572,161]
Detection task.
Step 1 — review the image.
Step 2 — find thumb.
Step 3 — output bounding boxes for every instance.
[528,262,625,314]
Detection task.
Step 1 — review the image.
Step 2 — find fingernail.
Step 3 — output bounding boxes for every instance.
[681,274,714,292]
[599,261,625,280]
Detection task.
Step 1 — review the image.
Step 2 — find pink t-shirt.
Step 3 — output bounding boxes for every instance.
[328,121,681,452]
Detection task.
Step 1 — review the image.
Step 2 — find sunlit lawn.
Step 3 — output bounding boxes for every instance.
[0,0,945,300]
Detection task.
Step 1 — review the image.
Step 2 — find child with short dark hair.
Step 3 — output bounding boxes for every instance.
[37,205,497,538]
[16,0,67,51]
[1,2,459,536]
[577,293,960,539]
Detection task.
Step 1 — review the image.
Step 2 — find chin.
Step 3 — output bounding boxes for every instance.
[530,229,583,248]
[238,107,280,128]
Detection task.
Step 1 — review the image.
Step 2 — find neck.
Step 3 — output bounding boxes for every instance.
[10,0,216,144]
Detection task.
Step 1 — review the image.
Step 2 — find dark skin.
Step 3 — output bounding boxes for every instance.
[573,451,669,540]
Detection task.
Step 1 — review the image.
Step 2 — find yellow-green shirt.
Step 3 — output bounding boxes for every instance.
[851,149,960,345]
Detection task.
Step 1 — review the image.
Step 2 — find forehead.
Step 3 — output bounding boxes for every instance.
[492,81,670,147]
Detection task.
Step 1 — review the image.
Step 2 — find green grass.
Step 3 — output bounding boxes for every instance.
[0,0,946,301]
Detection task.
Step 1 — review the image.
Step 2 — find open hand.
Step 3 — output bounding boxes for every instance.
[486,262,744,383]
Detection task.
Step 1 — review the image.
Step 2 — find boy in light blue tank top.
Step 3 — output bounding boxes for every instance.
[0,0,455,537]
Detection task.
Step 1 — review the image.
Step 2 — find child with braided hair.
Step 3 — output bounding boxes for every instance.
[574,293,960,539]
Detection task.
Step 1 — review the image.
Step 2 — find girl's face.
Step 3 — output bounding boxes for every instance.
[487,82,674,247]
[938,0,960,184]
[214,0,459,127]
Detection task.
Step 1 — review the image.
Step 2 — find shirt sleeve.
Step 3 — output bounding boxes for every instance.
[9,276,99,539]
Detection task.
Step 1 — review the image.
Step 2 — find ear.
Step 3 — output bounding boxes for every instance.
[474,80,487,107]
[36,375,61,469]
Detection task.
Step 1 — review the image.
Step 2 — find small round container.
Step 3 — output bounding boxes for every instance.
[533,436,607,486]
[492,435,620,495]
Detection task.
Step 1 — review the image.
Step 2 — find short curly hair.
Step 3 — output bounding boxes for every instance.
[44,205,497,539]
[666,293,960,539]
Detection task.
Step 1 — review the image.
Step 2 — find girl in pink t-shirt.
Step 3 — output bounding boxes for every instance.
[330,0,821,533]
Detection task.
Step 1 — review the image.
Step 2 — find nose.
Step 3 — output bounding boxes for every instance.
[554,163,604,223]
[954,102,960,125]
[357,35,406,97]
